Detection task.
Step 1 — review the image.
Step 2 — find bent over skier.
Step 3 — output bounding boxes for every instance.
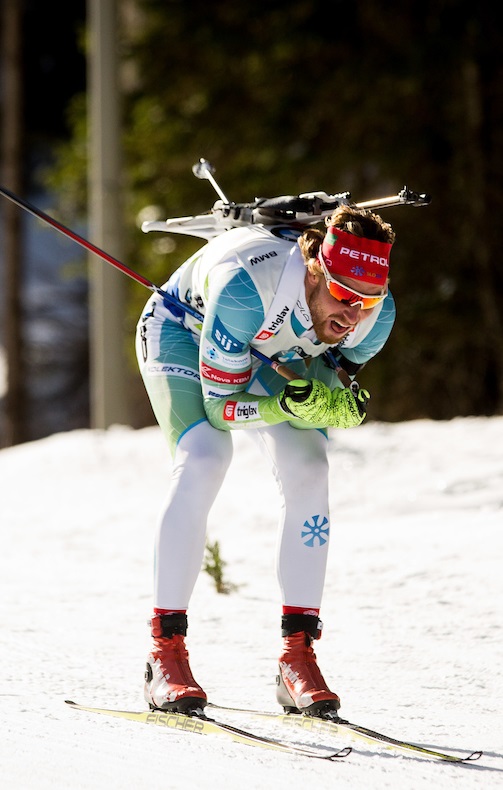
[136,203,396,716]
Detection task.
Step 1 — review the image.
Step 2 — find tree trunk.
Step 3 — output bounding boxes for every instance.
[1,0,25,446]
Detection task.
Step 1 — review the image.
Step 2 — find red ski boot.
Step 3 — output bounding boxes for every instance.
[144,613,207,713]
[276,614,340,717]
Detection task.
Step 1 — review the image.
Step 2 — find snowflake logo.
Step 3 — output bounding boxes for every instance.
[351,265,366,278]
[301,515,329,547]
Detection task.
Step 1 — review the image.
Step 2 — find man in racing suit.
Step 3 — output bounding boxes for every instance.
[136,204,396,716]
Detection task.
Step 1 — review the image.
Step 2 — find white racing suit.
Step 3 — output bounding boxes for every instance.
[136,225,395,610]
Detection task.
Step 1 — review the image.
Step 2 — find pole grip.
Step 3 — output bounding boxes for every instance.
[271,361,300,382]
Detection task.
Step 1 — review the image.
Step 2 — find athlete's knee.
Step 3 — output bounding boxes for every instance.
[176,421,233,482]
[282,433,329,491]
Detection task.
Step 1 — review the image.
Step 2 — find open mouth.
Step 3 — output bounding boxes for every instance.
[330,320,351,335]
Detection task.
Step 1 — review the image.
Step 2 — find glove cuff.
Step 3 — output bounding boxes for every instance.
[280,379,313,415]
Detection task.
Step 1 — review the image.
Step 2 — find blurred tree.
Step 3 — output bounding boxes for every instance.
[2,0,25,446]
[45,0,503,421]
[0,0,88,445]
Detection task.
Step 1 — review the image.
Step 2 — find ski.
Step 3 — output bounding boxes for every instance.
[64,700,350,761]
[207,703,483,764]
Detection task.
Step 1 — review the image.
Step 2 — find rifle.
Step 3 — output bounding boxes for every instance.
[141,157,430,241]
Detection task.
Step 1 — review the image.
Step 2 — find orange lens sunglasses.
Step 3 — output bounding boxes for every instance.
[319,255,387,310]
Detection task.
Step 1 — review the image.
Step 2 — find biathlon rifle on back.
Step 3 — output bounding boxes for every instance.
[141,157,431,241]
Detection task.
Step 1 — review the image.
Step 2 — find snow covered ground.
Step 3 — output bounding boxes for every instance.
[1,417,502,788]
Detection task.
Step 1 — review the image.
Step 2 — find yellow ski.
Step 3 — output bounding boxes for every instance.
[65,700,350,760]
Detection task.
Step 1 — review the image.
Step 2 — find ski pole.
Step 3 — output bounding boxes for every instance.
[0,184,326,384]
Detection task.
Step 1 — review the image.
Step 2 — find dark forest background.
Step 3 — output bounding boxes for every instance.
[2,0,503,441]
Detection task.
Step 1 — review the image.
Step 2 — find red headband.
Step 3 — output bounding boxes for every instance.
[319,226,392,285]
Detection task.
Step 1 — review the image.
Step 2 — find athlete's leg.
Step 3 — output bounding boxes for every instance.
[252,423,339,714]
[136,309,233,711]
[136,312,233,609]
[253,423,330,609]
[155,421,232,609]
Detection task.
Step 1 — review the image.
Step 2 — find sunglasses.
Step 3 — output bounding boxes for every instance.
[319,255,388,310]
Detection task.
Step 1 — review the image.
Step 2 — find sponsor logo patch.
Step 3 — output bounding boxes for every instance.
[271,227,302,242]
[211,316,244,353]
[254,305,291,341]
[146,364,200,380]
[267,306,290,332]
[249,250,278,265]
[223,401,260,421]
[340,246,388,267]
[200,363,251,386]
[202,340,250,369]
[254,329,274,341]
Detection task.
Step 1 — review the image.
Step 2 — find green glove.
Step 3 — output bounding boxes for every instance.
[280,379,369,429]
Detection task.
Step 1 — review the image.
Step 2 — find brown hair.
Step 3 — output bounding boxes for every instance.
[298,205,396,275]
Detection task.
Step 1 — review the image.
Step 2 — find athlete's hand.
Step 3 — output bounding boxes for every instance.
[280,379,369,428]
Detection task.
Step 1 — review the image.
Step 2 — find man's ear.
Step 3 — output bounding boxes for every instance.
[305,267,321,288]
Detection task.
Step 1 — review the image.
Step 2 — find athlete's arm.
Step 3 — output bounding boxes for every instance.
[200,263,289,430]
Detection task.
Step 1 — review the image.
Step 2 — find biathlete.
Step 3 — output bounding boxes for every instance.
[136,203,396,716]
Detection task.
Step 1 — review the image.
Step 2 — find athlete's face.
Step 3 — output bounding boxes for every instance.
[304,270,379,345]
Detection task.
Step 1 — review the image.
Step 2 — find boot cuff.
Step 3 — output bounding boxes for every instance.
[281,613,322,640]
[149,612,188,638]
